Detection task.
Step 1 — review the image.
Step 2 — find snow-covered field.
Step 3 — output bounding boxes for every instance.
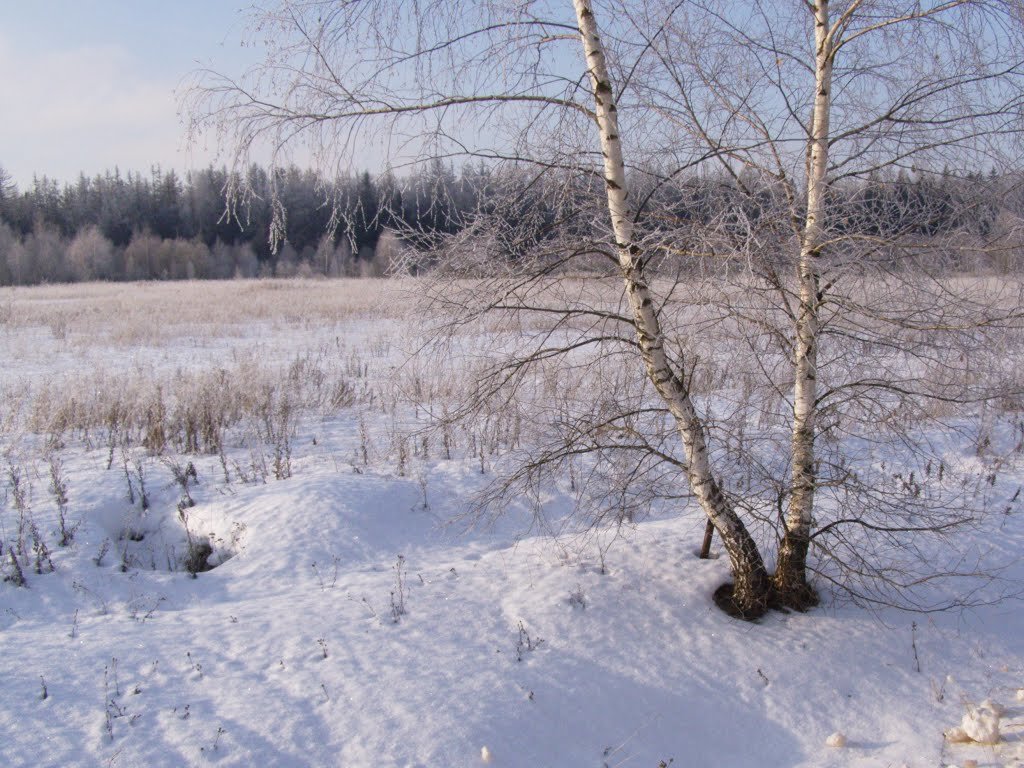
[1,279,1022,768]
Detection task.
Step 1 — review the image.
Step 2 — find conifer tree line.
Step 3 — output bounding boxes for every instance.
[0,159,1021,285]
[0,160,480,284]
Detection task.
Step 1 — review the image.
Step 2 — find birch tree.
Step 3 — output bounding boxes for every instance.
[188,0,1024,617]
[574,0,780,609]
[637,0,1024,606]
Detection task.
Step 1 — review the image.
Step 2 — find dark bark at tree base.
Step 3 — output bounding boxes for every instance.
[712,582,770,621]
[771,581,820,612]
[772,532,820,611]
[713,542,820,620]
[708,507,819,620]
[712,578,820,621]
[713,510,774,619]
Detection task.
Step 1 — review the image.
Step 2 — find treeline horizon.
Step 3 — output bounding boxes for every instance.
[0,160,1021,286]
[0,161,478,284]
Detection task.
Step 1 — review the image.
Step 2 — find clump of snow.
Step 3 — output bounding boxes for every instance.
[824,731,846,748]
[959,702,1001,745]
[1016,688,1024,702]
[979,698,1005,717]
[481,745,493,763]
[943,726,971,743]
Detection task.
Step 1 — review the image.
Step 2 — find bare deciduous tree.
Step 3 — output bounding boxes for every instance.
[187,0,1024,618]
[646,0,1024,609]
[66,225,114,282]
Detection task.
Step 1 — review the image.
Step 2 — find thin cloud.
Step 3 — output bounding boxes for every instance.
[0,34,214,186]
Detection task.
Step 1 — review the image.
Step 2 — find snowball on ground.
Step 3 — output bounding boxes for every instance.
[825,732,846,748]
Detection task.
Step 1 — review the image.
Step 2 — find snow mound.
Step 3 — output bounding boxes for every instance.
[959,702,1001,745]
[979,697,1005,717]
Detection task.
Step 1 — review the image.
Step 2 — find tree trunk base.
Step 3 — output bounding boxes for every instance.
[712,578,820,620]
[769,580,820,612]
[712,582,770,621]
[772,533,819,612]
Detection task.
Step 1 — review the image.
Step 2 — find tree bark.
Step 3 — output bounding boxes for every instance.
[699,518,715,559]
[773,0,833,608]
[573,0,771,617]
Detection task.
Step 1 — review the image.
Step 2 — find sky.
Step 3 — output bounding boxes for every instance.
[0,1,261,189]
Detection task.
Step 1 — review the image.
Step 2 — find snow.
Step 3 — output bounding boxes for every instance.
[959,704,1001,745]
[981,698,1007,718]
[825,732,847,748]
[1,280,1024,768]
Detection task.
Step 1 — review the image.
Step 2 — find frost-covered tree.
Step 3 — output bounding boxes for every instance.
[21,221,67,285]
[645,0,1024,606]
[187,0,1024,617]
[66,225,114,282]
[0,222,19,285]
[0,165,15,207]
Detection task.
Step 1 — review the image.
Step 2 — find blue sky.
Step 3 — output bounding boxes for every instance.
[1,1,260,188]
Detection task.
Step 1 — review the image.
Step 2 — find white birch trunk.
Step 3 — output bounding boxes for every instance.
[573,0,770,614]
[774,0,833,605]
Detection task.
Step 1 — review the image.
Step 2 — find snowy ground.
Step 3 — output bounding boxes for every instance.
[1,280,1023,768]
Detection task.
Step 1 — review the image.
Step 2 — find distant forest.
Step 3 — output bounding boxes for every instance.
[0,161,1021,285]
[0,161,483,284]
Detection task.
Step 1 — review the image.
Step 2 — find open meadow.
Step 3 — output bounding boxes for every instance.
[1,278,1023,767]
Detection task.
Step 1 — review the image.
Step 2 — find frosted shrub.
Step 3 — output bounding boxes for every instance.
[48,453,76,546]
[15,349,369,466]
[5,546,27,587]
[389,554,408,622]
[252,384,295,481]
